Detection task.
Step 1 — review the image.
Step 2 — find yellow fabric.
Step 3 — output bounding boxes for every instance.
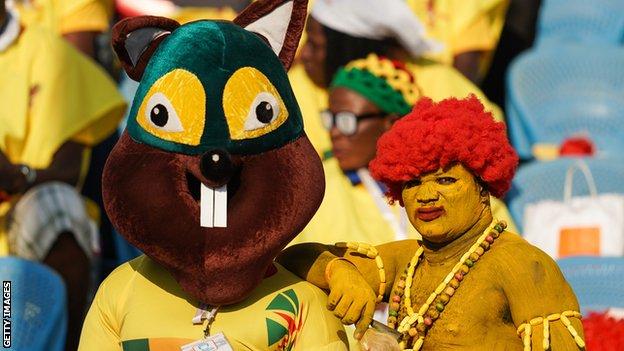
[0,26,125,256]
[406,0,509,67]
[288,63,332,156]
[171,6,238,24]
[290,158,517,246]
[290,60,503,156]
[15,0,112,34]
[0,26,126,169]
[407,61,504,122]
[79,256,348,351]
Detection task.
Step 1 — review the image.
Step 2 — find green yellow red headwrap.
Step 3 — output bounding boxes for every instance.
[330,54,421,116]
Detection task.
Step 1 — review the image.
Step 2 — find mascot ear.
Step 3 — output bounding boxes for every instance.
[112,16,180,81]
[234,0,308,70]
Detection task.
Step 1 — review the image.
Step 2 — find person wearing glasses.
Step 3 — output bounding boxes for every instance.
[290,0,505,159]
[290,54,516,247]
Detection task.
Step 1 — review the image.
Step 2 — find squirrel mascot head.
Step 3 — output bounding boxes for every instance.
[105,0,323,305]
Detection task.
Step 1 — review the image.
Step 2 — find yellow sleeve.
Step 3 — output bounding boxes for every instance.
[78,263,132,351]
[292,285,349,350]
[448,0,509,55]
[57,0,113,34]
[23,28,125,168]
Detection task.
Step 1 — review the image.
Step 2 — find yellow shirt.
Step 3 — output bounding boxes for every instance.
[171,6,238,24]
[290,158,518,246]
[79,256,348,351]
[290,60,504,156]
[15,0,113,34]
[0,25,126,255]
[406,0,509,69]
[288,63,332,156]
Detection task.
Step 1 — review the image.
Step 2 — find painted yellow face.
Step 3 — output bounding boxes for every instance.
[401,163,488,243]
[137,69,206,146]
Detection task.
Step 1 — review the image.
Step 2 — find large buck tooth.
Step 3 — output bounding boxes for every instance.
[200,183,214,228]
[200,183,228,228]
[214,185,227,227]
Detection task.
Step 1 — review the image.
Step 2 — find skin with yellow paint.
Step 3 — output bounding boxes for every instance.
[279,164,584,350]
[137,69,206,146]
[401,164,489,244]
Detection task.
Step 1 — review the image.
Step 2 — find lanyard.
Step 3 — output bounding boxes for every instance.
[192,304,219,337]
[356,168,408,240]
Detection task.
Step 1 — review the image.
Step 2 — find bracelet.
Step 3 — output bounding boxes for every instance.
[335,242,386,302]
[516,310,584,350]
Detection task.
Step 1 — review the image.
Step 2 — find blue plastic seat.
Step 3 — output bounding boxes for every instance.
[113,229,142,265]
[506,158,624,232]
[557,256,624,314]
[537,0,624,46]
[0,257,67,351]
[506,45,624,159]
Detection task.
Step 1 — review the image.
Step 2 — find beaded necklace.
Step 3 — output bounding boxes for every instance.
[387,220,507,350]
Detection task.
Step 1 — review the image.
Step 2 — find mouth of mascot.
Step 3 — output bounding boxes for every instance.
[185,166,243,228]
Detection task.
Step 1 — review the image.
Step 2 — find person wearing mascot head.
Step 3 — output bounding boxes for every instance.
[78,1,348,350]
[280,96,585,350]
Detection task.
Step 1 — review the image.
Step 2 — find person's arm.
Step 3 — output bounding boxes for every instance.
[0,141,85,194]
[278,240,419,337]
[496,242,585,350]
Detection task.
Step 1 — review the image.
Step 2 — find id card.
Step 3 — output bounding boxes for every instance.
[180,333,234,351]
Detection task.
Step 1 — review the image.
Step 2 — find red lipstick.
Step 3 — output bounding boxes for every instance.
[416,206,445,221]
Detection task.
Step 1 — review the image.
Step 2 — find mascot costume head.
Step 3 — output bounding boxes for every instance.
[105,0,324,305]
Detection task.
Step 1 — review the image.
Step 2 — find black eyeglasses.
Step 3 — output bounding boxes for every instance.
[320,110,386,136]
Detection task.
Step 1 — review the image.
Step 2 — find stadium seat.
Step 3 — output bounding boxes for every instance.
[506,158,624,231]
[537,0,624,46]
[506,45,624,159]
[557,256,624,314]
[0,257,67,351]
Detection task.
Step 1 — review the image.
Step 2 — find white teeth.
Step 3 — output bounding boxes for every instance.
[200,184,227,228]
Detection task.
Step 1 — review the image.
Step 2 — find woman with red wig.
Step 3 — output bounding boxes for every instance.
[279,96,585,350]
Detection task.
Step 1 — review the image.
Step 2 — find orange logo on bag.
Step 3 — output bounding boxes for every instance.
[559,227,601,257]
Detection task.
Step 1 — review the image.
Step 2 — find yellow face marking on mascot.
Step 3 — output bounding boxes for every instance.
[401,163,488,243]
[222,67,289,140]
[137,69,206,146]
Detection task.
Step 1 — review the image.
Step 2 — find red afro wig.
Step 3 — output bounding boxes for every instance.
[369,95,518,204]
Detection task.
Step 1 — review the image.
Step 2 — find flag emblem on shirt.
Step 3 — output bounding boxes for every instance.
[265,289,305,351]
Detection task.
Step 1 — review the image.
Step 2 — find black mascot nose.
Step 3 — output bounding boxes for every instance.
[200,149,235,185]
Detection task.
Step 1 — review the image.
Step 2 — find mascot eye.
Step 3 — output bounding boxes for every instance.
[136,69,205,146]
[245,92,280,131]
[222,67,288,140]
[144,93,184,132]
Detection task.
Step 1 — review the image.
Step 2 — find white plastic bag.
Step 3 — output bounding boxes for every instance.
[523,160,624,258]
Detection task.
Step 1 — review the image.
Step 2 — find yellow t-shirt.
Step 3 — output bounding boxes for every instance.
[288,63,332,156]
[15,0,113,34]
[290,158,518,246]
[290,60,504,156]
[171,6,238,24]
[407,60,504,122]
[79,255,348,351]
[406,0,509,68]
[0,25,126,255]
